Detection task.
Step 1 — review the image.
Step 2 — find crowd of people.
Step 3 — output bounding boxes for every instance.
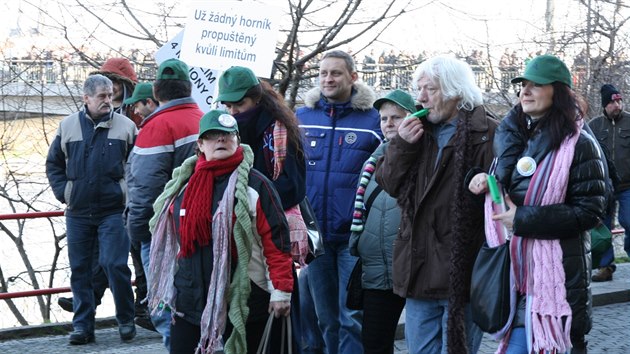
[44,48,629,354]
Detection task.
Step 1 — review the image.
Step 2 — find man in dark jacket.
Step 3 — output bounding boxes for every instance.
[57,58,155,333]
[125,58,203,349]
[46,74,138,345]
[296,50,382,354]
[588,83,630,281]
[376,56,497,354]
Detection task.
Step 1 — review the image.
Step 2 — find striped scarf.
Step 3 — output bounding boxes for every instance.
[494,119,583,354]
[350,156,378,232]
[272,121,287,180]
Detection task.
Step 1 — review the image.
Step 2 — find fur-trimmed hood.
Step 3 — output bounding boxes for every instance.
[302,81,376,111]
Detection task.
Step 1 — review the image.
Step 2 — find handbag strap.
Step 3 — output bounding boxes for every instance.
[256,313,293,354]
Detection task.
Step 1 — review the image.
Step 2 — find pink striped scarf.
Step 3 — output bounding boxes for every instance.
[495,119,583,354]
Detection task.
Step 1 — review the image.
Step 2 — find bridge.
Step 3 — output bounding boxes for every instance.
[0,59,519,117]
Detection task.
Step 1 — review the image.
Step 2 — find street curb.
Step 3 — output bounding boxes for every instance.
[0,317,117,341]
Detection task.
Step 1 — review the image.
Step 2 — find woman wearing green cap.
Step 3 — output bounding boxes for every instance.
[348,89,415,354]
[147,110,294,354]
[468,55,606,353]
[216,66,306,353]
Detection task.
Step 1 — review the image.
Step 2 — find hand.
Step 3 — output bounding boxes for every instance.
[398,117,424,144]
[491,195,517,231]
[469,172,489,195]
[268,300,291,318]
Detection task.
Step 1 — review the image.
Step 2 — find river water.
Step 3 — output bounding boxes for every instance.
[0,116,121,329]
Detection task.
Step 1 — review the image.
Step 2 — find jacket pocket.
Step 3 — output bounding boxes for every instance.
[64,181,73,208]
[303,129,327,162]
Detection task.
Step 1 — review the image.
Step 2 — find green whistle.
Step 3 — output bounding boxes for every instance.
[487,175,503,205]
[404,108,430,120]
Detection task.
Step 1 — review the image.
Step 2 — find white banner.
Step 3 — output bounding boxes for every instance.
[154,30,220,113]
[179,1,281,78]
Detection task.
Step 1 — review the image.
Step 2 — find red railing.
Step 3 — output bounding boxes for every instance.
[0,210,66,300]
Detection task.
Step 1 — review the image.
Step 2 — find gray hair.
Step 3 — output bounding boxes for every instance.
[83,74,113,96]
[412,56,483,111]
[321,50,356,73]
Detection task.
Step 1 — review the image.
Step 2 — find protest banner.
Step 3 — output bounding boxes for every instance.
[179,1,281,78]
[154,30,220,113]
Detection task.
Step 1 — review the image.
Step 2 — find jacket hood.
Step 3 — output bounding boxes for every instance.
[303,81,376,111]
[91,58,138,85]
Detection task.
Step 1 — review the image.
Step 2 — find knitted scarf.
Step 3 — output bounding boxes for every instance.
[179,148,244,258]
[148,145,255,354]
[350,156,378,232]
[494,119,583,354]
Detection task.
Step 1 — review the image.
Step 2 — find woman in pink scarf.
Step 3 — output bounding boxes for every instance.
[469,55,607,354]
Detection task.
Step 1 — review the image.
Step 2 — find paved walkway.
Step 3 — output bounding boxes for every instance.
[1,264,628,353]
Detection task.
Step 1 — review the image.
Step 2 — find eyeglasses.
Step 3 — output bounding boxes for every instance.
[202,130,238,141]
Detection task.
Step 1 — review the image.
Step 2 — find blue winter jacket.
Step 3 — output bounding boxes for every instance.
[46,108,137,218]
[296,82,383,242]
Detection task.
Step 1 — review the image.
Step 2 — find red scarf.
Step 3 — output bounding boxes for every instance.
[179,147,244,257]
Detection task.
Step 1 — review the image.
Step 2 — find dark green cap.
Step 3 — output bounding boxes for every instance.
[123,82,154,105]
[511,55,572,88]
[373,89,418,113]
[216,66,260,102]
[199,110,239,138]
[156,59,190,81]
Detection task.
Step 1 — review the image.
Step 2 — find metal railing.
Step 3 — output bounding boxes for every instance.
[0,59,158,85]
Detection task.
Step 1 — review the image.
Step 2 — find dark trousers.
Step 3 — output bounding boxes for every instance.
[170,281,296,354]
[362,289,406,354]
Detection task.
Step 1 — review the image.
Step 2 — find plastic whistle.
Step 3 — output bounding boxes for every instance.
[404,108,430,120]
[487,175,511,241]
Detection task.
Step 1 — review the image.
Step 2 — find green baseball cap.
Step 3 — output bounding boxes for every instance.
[156,58,190,81]
[216,66,260,102]
[123,82,154,105]
[199,110,239,138]
[373,89,418,113]
[511,55,572,88]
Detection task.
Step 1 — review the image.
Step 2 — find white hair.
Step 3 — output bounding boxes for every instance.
[412,55,483,111]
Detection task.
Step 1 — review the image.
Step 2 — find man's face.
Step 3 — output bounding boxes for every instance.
[111,80,123,102]
[415,74,458,124]
[605,98,623,118]
[133,100,155,118]
[84,85,113,117]
[318,57,357,104]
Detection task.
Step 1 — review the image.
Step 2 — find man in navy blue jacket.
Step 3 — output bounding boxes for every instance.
[46,74,138,345]
[296,50,382,354]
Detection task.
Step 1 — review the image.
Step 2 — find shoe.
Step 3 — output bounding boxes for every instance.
[119,322,137,341]
[135,314,157,332]
[58,297,74,313]
[592,266,614,282]
[69,330,95,345]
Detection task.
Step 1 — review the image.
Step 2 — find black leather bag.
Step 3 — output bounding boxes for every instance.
[470,241,511,333]
[299,197,324,264]
[345,258,363,310]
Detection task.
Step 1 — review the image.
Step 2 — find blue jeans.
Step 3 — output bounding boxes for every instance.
[616,189,630,258]
[404,298,482,354]
[66,214,134,333]
[141,240,171,350]
[299,266,325,354]
[303,240,362,354]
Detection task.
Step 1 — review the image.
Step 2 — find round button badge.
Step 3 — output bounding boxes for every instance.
[516,156,536,177]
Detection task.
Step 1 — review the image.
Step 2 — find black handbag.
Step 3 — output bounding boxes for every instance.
[345,258,363,310]
[470,241,511,333]
[299,197,324,263]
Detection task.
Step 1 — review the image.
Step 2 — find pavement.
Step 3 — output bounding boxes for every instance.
[1,263,628,353]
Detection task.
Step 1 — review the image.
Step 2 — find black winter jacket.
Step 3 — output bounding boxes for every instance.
[493,109,607,338]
